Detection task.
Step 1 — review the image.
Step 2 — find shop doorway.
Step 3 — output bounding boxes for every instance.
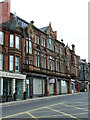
[15,80,22,100]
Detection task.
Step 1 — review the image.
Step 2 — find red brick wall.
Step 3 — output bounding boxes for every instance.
[0,0,10,24]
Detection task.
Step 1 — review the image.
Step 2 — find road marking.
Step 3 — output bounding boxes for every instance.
[61,103,88,111]
[1,111,26,119]
[1,101,88,119]
[72,112,88,115]
[47,107,82,120]
[26,112,38,120]
[38,114,64,118]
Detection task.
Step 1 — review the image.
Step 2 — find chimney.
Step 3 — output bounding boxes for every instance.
[49,22,51,27]
[53,31,57,40]
[72,44,75,53]
[0,0,10,24]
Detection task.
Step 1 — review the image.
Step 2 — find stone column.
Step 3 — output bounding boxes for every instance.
[45,77,49,96]
[12,79,15,95]
[1,78,3,95]
[23,79,26,93]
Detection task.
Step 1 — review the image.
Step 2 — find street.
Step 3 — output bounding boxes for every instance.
[2,92,89,120]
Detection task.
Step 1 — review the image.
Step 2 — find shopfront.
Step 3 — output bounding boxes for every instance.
[33,77,45,97]
[49,78,55,95]
[0,71,26,100]
[61,80,68,94]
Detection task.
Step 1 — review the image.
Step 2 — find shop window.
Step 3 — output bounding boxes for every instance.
[35,34,39,44]
[3,78,11,95]
[0,31,4,45]
[15,56,19,72]
[10,34,14,47]
[0,53,3,70]
[15,36,20,49]
[9,55,14,71]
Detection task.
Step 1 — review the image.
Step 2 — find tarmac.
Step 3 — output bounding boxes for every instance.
[0,92,86,107]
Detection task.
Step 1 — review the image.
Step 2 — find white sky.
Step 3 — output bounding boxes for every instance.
[1,0,89,61]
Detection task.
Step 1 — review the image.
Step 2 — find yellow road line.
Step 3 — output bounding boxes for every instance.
[26,112,38,120]
[72,112,88,115]
[1,111,26,119]
[1,101,88,119]
[47,107,82,120]
[38,114,64,118]
[38,112,88,118]
[61,103,88,111]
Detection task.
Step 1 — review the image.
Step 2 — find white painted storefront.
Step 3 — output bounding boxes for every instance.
[0,71,26,100]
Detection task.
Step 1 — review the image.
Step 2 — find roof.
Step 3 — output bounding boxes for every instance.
[40,26,48,33]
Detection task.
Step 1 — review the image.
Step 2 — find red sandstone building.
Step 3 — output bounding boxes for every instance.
[0,0,79,101]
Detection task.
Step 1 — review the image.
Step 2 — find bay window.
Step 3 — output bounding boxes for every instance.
[15,36,20,49]
[10,34,14,47]
[26,39,28,53]
[29,41,32,54]
[0,53,3,70]
[15,56,19,72]
[9,55,14,71]
[0,31,4,45]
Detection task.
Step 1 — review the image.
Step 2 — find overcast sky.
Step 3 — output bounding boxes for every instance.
[1,0,89,61]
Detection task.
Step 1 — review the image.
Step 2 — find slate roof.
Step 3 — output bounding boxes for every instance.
[40,26,48,33]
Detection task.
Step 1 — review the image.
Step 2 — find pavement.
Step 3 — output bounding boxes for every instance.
[0,92,86,107]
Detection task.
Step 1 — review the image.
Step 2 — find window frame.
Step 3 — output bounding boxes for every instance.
[15,36,20,49]
[9,55,14,71]
[15,56,19,72]
[10,34,14,47]
[0,53,3,70]
[0,31,4,45]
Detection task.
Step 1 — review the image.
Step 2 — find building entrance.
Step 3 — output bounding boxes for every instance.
[15,80,22,100]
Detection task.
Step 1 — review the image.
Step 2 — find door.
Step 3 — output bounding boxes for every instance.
[16,80,22,100]
[26,79,30,98]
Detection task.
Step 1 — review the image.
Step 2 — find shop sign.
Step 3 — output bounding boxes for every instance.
[49,79,55,83]
[0,71,26,79]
